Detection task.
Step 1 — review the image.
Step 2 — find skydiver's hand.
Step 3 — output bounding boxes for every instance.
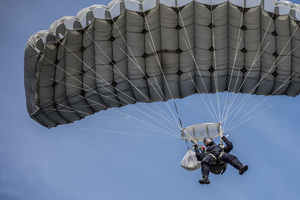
[199,145,205,153]
[193,144,198,149]
[221,136,228,141]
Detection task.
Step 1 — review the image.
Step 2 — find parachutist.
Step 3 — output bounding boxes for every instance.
[194,136,248,184]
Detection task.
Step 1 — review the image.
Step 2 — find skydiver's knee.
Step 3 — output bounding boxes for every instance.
[201,160,209,166]
[221,153,235,162]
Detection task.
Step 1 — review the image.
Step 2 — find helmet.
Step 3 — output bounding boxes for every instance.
[203,137,214,147]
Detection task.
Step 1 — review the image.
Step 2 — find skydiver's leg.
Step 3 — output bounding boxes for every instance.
[222,152,248,175]
[201,161,209,177]
[199,155,215,184]
[221,152,243,170]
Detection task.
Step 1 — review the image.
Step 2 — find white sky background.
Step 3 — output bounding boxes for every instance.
[1,0,300,199]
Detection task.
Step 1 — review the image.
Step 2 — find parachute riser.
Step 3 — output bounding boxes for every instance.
[174,102,199,148]
[181,129,199,146]
[219,125,225,148]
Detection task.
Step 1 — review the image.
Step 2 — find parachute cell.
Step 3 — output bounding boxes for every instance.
[24,0,300,128]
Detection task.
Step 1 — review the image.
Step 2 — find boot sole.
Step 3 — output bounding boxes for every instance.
[199,180,211,184]
[239,165,248,175]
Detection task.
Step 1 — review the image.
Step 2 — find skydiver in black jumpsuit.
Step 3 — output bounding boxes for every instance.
[194,136,248,184]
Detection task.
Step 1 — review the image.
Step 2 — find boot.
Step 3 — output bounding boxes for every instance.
[199,176,210,184]
[239,165,248,175]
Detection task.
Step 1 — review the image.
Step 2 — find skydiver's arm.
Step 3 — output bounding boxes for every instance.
[222,136,233,153]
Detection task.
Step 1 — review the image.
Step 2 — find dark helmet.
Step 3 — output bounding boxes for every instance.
[203,137,214,147]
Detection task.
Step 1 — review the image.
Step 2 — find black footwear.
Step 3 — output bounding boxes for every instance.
[199,177,210,184]
[239,165,248,175]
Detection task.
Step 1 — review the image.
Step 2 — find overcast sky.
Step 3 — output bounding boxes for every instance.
[1,0,300,200]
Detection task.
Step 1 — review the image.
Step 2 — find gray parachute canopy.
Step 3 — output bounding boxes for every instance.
[25,0,300,128]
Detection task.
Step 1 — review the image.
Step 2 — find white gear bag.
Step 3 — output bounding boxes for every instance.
[180,149,201,171]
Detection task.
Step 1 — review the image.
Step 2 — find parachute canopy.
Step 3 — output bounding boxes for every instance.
[181,123,222,142]
[25,0,300,128]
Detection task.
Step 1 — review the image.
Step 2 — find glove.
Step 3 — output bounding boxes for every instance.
[200,145,205,153]
[193,144,199,149]
[221,136,228,141]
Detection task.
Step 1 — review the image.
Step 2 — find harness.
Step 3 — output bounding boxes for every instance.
[205,145,227,175]
[208,151,225,164]
[206,150,224,164]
